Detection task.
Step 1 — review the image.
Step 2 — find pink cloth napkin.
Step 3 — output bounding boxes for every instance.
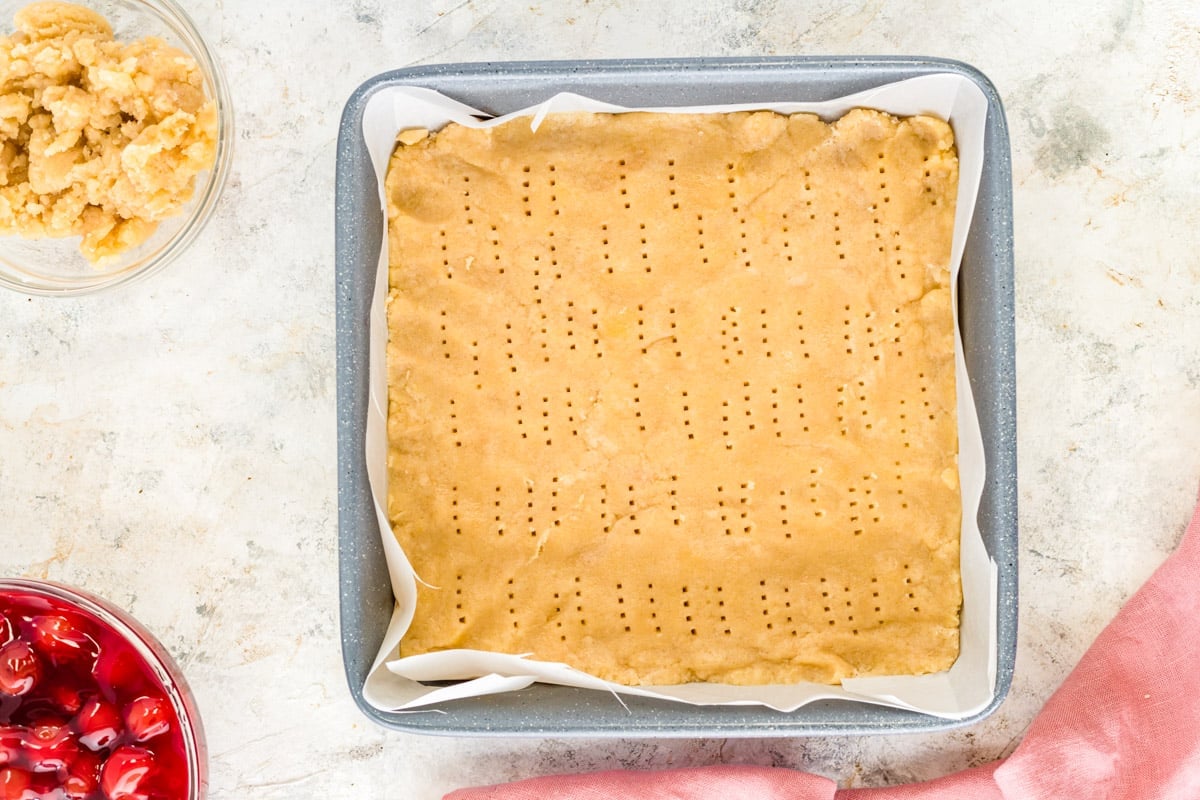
[447,491,1200,800]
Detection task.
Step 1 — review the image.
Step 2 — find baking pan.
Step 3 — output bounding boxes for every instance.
[336,56,1016,736]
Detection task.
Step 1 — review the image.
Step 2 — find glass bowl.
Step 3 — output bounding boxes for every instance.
[0,578,206,799]
[0,0,233,296]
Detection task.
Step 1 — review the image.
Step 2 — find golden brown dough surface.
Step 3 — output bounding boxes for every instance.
[385,108,961,685]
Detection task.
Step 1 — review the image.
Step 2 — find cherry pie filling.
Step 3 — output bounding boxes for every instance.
[0,588,190,799]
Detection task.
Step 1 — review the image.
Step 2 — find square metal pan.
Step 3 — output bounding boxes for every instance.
[336,56,1016,736]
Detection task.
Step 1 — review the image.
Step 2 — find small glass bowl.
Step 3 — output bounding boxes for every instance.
[0,578,206,799]
[0,0,233,296]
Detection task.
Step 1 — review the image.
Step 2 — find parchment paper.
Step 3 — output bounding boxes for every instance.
[360,74,997,719]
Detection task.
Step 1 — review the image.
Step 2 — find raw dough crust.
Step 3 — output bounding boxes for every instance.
[385,108,961,685]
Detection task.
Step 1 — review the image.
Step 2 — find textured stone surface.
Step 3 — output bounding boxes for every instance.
[0,1,1198,798]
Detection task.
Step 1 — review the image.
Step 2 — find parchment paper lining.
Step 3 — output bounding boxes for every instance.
[360,74,997,719]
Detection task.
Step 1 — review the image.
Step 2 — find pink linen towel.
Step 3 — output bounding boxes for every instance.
[447,490,1200,800]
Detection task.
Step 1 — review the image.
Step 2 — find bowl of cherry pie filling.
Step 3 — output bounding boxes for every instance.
[0,579,204,800]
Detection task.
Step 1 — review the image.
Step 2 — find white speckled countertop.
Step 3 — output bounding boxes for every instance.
[2,1,1198,797]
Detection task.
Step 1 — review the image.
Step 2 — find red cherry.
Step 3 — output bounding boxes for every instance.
[62,749,101,799]
[28,616,97,663]
[0,726,22,767]
[0,613,13,648]
[0,641,40,696]
[91,650,144,700]
[123,697,169,743]
[99,746,154,800]
[0,767,32,800]
[72,697,123,752]
[24,718,79,774]
[46,683,85,717]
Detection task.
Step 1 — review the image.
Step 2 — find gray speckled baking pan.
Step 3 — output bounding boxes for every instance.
[336,56,1016,736]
